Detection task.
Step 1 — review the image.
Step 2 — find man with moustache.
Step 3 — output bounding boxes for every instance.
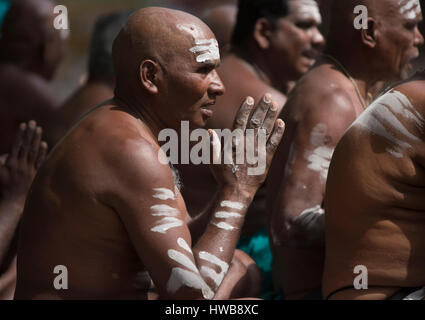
[15,7,285,300]
[268,0,423,299]
[177,0,325,297]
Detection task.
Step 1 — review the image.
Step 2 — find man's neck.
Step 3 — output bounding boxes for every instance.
[114,90,166,141]
[232,45,290,94]
[324,48,377,105]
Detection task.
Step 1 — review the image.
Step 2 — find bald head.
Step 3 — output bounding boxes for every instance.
[202,5,237,52]
[113,7,217,90]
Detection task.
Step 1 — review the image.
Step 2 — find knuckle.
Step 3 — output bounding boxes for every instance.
[250,118,261,128]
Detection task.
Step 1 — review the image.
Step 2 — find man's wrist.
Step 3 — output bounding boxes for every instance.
[218,184,256,205]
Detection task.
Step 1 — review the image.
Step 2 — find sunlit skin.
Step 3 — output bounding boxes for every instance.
[178,0,325,241]
[0,0,66,154]
[323,75,425,300]
[14,8,284,300]
[267,0,424,300]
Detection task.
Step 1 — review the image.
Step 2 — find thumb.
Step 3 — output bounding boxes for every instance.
[208,129,221,165]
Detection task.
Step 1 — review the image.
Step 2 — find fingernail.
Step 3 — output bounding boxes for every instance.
[271,103,278,112]
[264,93,272,104]
[246,97,254,105]
[20,123,26,130]
[29,120,36,128]
[278,119,284,128]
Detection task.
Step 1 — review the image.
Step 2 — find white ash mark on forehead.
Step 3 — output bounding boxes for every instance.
[399,0,422,19]
[177,23,204,39]
[290,0,322,23]
[189,39,220,63]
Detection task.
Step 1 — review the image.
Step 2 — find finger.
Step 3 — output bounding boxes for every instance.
[266,119,285,162]
[19,120,37,160]
[209,129,221,164]
[8,123,26,162]
[247,93,273,129]
[261,101,279,139]
[35,141,48,170]
[233,96,255,131]
[28,126,43,164]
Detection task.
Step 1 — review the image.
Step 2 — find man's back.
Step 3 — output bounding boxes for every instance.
[49,82,114,144]
[323,78,425,300]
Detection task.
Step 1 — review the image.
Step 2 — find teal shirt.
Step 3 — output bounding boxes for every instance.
[0,0,11,29]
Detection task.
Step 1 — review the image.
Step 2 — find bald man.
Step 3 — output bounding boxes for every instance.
[268,0,423,299]
[0,0,67,155]
[150,0,238,16]
[323,72,425,300]
[14,7,285,300]
[48,11,131,145]
[176,0,324,296]
[202,4,237,53]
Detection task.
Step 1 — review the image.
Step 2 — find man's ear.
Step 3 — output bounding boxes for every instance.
[253,18,273,50]
[361,18,377,49]
[139,60,162,94]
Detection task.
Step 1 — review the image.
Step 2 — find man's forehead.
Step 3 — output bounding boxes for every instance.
[177,23,211,41]
[176,23,220,64]
[396,0,422,20]
[288,0,322,23]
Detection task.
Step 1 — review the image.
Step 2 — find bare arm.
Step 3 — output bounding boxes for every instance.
[107,95,284,299]
[269,90,357,249]
[0,121,47,264]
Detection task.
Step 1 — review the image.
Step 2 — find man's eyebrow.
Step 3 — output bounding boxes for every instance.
[199,61,220,68]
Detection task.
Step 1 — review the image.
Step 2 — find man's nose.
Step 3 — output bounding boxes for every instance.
[312,27,326,49]
[414,25,424,47]
[208,70,226,97]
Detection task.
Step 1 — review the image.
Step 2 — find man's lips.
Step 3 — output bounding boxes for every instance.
[302,49,320,60]
[200,101,215,118]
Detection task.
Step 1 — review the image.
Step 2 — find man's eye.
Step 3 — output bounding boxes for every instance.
[296,22,315,29]
[405,23,417,31]
[198,66,213,74]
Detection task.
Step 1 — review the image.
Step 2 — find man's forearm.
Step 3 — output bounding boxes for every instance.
[0,199,23,264]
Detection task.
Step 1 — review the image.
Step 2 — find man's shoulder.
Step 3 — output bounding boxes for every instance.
[84,105,161,156]
[393,77,425,111]
[286,64,356,121]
